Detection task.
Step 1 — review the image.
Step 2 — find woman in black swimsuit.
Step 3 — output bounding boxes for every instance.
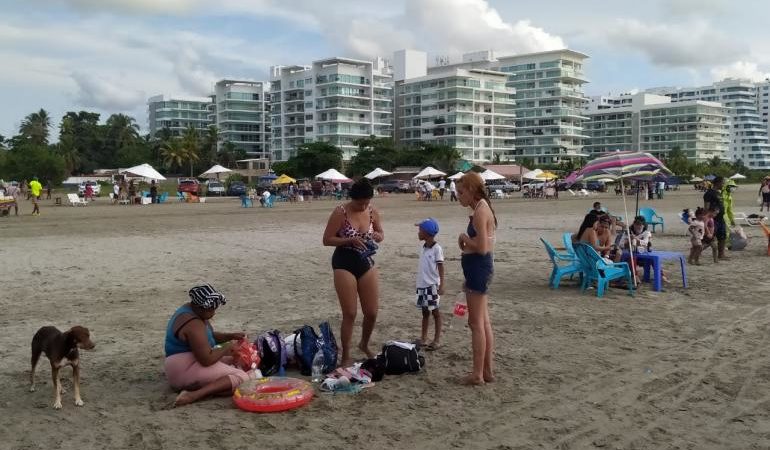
[323,178,384,367]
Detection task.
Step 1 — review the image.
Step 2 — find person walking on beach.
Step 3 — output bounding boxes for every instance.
[456,171,496,385]
[760,178,770,212]
[449,179,458,202]
[45,180,52,200]
[323,178,384,367]
[438,178,446,200]
[112,182,119,205]
[704,176,728,260]
[29,177,42,216]
[414,218,444,351]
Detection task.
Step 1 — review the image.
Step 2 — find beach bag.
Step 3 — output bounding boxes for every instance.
[294,322,338,376]
[377,341,425,375]
[729,226,748,251]
[255,330,286,376]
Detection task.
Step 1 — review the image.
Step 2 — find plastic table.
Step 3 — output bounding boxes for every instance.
[623,250,688,292]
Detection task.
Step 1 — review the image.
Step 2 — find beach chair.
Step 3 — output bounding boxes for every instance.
[157,192,168,204]
[578,189,590,197]
[240,195,253,208]
[67,193,88,206]
[562,232,577,258]
[734,212,766,227]
[574,243,634,298]
[541,237,582,289]
[567,189,577,196]
[494,189,509,199]
[638,207,664,233]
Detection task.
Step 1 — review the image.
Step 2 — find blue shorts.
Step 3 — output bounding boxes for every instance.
[714,218,727,240]
[461,253,494,294]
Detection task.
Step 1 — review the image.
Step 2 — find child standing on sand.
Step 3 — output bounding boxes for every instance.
[688,207,706,265]
[415,218,445,351]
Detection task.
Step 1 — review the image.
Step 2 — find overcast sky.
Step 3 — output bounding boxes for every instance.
[2,0,769,138]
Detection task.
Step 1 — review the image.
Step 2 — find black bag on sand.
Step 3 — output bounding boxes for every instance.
[377,341,425,375]
[361,357,386,382]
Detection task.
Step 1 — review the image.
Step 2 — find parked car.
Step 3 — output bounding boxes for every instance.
[378,179,411,193]
[227,181,247,196]
[177,178,200,194]
[78,181,101,196]
[485,179,520,193]
[207,180,225,196]
[586,181,606,192]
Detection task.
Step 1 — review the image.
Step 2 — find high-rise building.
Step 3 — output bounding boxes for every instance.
[394,48,590,164]
[212,80,270,159]
[583,93,729,162]
[756,79,770,140]
[396,67,516,162]
[147,95,212,138]
[269,57,393,161]
[647,79,770,169]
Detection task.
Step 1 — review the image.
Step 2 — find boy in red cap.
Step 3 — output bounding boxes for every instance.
[415,218,445,350]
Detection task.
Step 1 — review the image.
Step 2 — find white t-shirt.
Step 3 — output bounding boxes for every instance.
[113,184,120,195]
[416,242,444,288]
[438,180,446,189]
[449,181,456,193]
[262,190,271,199]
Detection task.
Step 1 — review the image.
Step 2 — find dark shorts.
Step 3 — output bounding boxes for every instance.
[715,218,727,240]
[332,247,373,280]
[461,253,494,294]
[763,192,770,203]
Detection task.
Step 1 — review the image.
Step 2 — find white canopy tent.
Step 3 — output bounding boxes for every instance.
[448,171,465,180]
[316,168,352,183]
[119,163,166,180]
[413,166,447,179]
[200,164,232,178]
[480,169,505,181]
[364,168,393,180]
[729,173,747,180]
[690,176,704,182]
[522,169,543,180]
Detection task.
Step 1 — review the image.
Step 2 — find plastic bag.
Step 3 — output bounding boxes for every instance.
[233,339,261,371]
[728,226,748,251]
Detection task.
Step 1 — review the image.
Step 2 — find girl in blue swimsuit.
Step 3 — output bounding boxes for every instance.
[323,178,384,367]
[456,172,497,385]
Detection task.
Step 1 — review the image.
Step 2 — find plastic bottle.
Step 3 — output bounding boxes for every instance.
[449,291,468,330]
[311,347,325,383]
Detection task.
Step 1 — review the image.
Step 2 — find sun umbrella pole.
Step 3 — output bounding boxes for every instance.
[620,176,638,287]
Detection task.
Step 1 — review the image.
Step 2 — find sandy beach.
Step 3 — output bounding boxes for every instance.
[1,186,770,450]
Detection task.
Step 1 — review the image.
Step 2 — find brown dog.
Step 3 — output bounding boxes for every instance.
[30,326,95,409]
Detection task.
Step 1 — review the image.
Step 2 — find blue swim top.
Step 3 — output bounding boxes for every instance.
[164,304,216,357]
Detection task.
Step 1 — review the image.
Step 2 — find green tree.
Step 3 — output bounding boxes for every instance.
[105,113,140,151]
[161,138,186,172]
[663,146,693,177]
[19,109,52,146]
[217,141,246,168]
[272,141,342,178]
[58,111,101,172]
[348,136,399,176]
[0,143,66,184]
[181,126,200,176]
[203,125,219,167]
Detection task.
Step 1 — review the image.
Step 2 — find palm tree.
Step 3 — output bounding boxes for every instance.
[20,109,51,146]
[56,115,80,174]
[106,114,140,150]
[161,138,186,172]
[204,125,219,166]
[182,126,200,177]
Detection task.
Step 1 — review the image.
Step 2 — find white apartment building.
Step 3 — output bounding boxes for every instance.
[397,49,590,164]
[756,79,770,140]
[211,80,270,158]
[583,93,729,162]
[648,79,770,169]
[396,64,516,162]
[147,95,211,138]
[269,57,393,161]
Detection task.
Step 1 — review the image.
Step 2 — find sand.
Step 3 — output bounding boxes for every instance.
[1,187,770,450]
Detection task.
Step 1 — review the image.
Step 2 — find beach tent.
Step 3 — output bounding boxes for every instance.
[120,163,166,180]
[200,164,232,178]
[690,176,704,182]
[364,168,393,180]
[316,168,352,183]
[272,174,297,185]
[480,169,505,181]
[448,171,465,180]
[413,166,447,179]
[522,169,543,180]
[729,173,747,180]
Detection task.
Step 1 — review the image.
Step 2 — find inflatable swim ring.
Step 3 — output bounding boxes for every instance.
[233,377,314,413]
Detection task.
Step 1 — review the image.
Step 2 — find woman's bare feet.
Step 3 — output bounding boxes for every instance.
[460,374,485,386]
[173,390,195,407]
[483,371,496,383]
[339,358,352,368]
[358,343,375,359]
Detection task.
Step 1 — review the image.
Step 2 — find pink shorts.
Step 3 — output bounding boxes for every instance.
[164,352,252,392]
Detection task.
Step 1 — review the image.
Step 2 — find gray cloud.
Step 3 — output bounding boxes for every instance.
[607,18,747,67]
[71,72,146,110]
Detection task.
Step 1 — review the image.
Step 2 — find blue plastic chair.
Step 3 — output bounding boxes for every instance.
[262,195,274,208]
[574,243,634,298]
[562,232,577,258]
[240,195,253,208]
[540,237,582,289]
[157,192,168,204]
[639,207,664,233]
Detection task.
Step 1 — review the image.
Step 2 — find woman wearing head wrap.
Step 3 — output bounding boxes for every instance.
[164,284,254,407]
[323,177,384,367]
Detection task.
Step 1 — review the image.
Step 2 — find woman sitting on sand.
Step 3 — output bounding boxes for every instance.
[323,178,384,367]
[456,171,497,385]
[164,284,254,407]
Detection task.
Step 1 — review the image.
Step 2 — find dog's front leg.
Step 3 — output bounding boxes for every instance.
[72,362,84,406]
[51,366,62,409]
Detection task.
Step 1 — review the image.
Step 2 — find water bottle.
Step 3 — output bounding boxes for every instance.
[311,347,325,383]
[449,292,468,330]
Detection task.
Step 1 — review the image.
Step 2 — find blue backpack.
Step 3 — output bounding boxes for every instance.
[294,322,338,375]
